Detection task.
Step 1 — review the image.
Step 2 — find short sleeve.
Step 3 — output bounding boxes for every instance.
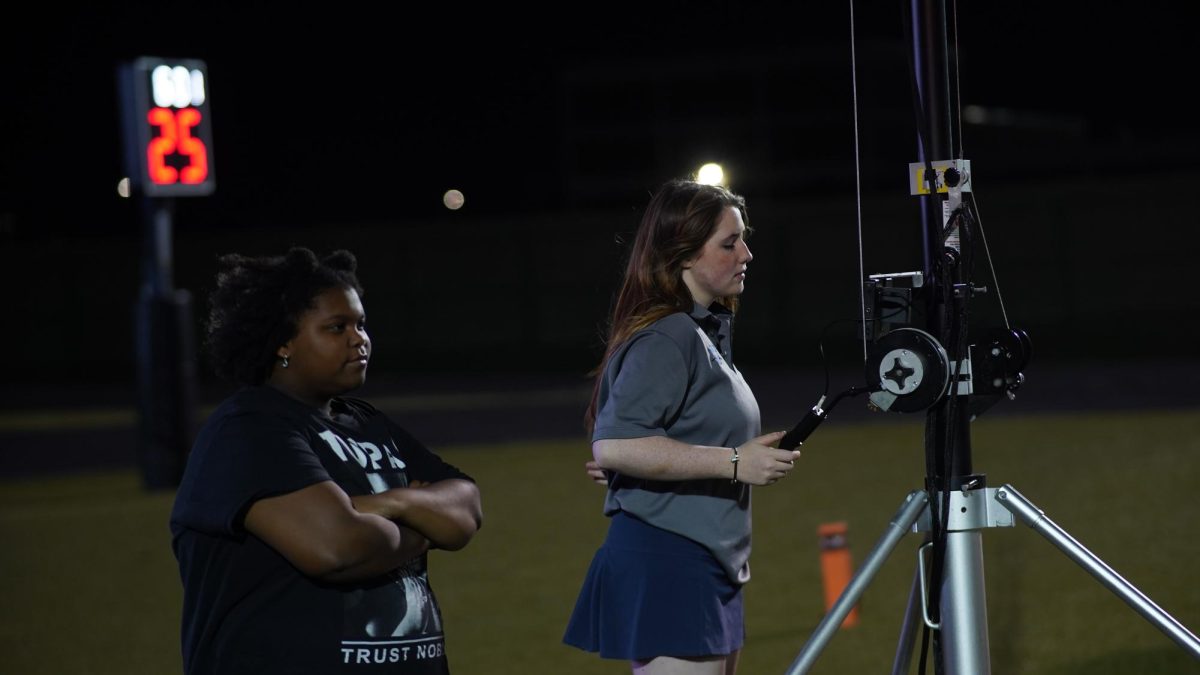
[593,330,689,441]
[171,412,331,537]
[385,420,474,484]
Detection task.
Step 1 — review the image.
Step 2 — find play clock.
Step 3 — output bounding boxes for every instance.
[119,57,216,197]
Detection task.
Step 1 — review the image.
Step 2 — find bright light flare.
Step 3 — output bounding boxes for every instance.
[696,163,725,186]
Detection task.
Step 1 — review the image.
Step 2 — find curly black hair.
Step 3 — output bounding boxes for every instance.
[205,247,364,385]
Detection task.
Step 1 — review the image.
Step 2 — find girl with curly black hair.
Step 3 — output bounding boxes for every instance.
[170,248,482,675]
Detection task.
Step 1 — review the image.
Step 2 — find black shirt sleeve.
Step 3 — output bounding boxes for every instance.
[384,420,473,484]
[172,410,332,537]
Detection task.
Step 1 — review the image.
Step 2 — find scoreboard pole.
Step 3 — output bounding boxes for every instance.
[133,197,197,490]
[118,57,215,490]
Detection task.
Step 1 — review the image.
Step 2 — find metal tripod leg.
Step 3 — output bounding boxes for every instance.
[994,484,1200,658]
[890,553,926,675]
[785,491,929,675]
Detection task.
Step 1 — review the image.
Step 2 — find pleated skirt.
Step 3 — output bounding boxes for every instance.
[562,511,744,660]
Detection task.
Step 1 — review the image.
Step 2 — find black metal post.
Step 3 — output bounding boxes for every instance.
[134,196,196,490]
[912,0,972,482]
[912,1,991,673]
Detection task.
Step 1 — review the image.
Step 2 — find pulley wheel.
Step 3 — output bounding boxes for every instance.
[865,327,951,412]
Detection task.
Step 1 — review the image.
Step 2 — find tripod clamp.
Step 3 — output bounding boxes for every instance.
[913,483,1015,534]
[913,482,1017,631]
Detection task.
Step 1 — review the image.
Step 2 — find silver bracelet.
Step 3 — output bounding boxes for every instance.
[730,446,740,483]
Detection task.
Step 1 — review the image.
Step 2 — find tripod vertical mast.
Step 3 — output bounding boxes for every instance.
[913,0,969,481]
[911,1,991,673]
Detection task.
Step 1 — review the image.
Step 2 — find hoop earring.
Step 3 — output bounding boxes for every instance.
[281,356,290,369]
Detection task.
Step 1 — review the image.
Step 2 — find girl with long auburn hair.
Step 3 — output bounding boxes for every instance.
[565,180,803,674]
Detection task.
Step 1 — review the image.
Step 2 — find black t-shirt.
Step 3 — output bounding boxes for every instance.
[170,386,471,675]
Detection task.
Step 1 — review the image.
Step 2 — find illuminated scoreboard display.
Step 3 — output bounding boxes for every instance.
[119,57,216,197]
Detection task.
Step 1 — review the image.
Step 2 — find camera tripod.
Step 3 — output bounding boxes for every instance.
[783,483,1200,673]
[783,1,1200,671]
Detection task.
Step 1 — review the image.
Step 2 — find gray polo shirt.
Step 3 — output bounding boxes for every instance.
[593,302,761,584]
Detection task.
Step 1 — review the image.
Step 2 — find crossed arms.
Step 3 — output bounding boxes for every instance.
[244,479,482,584]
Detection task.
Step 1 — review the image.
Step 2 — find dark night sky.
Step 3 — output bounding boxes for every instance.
[1,2,1198,391]
[3,3,1194,237]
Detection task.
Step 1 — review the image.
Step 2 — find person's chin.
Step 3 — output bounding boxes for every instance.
[336,370,368,392]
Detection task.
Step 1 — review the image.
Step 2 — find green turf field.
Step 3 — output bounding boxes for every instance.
[2,408,1198,674]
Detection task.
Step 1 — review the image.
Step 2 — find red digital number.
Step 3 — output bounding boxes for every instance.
[146,107,210,185]
[147,108,179,184]
[176,108,208,184]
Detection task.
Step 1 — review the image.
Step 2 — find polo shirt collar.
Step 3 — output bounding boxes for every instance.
[688,301,734,348]
[688,300,731,323]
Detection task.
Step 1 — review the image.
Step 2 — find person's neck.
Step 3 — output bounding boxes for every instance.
[681,272,710,308]
[266,379,333,417]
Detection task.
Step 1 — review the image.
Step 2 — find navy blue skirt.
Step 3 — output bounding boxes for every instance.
[562,511,744,660]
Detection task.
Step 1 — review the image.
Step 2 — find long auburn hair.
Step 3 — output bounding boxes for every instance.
[585,179,749,432]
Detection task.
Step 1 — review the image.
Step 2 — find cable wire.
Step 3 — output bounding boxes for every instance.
[849,0,868,362]
[968,192,1011,329]
[952,0,964,159]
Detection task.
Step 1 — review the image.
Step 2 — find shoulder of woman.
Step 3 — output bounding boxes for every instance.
[201,387,324,440]
[637,313,706,349]
[655,311,702,332]
[616,321,696,371]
